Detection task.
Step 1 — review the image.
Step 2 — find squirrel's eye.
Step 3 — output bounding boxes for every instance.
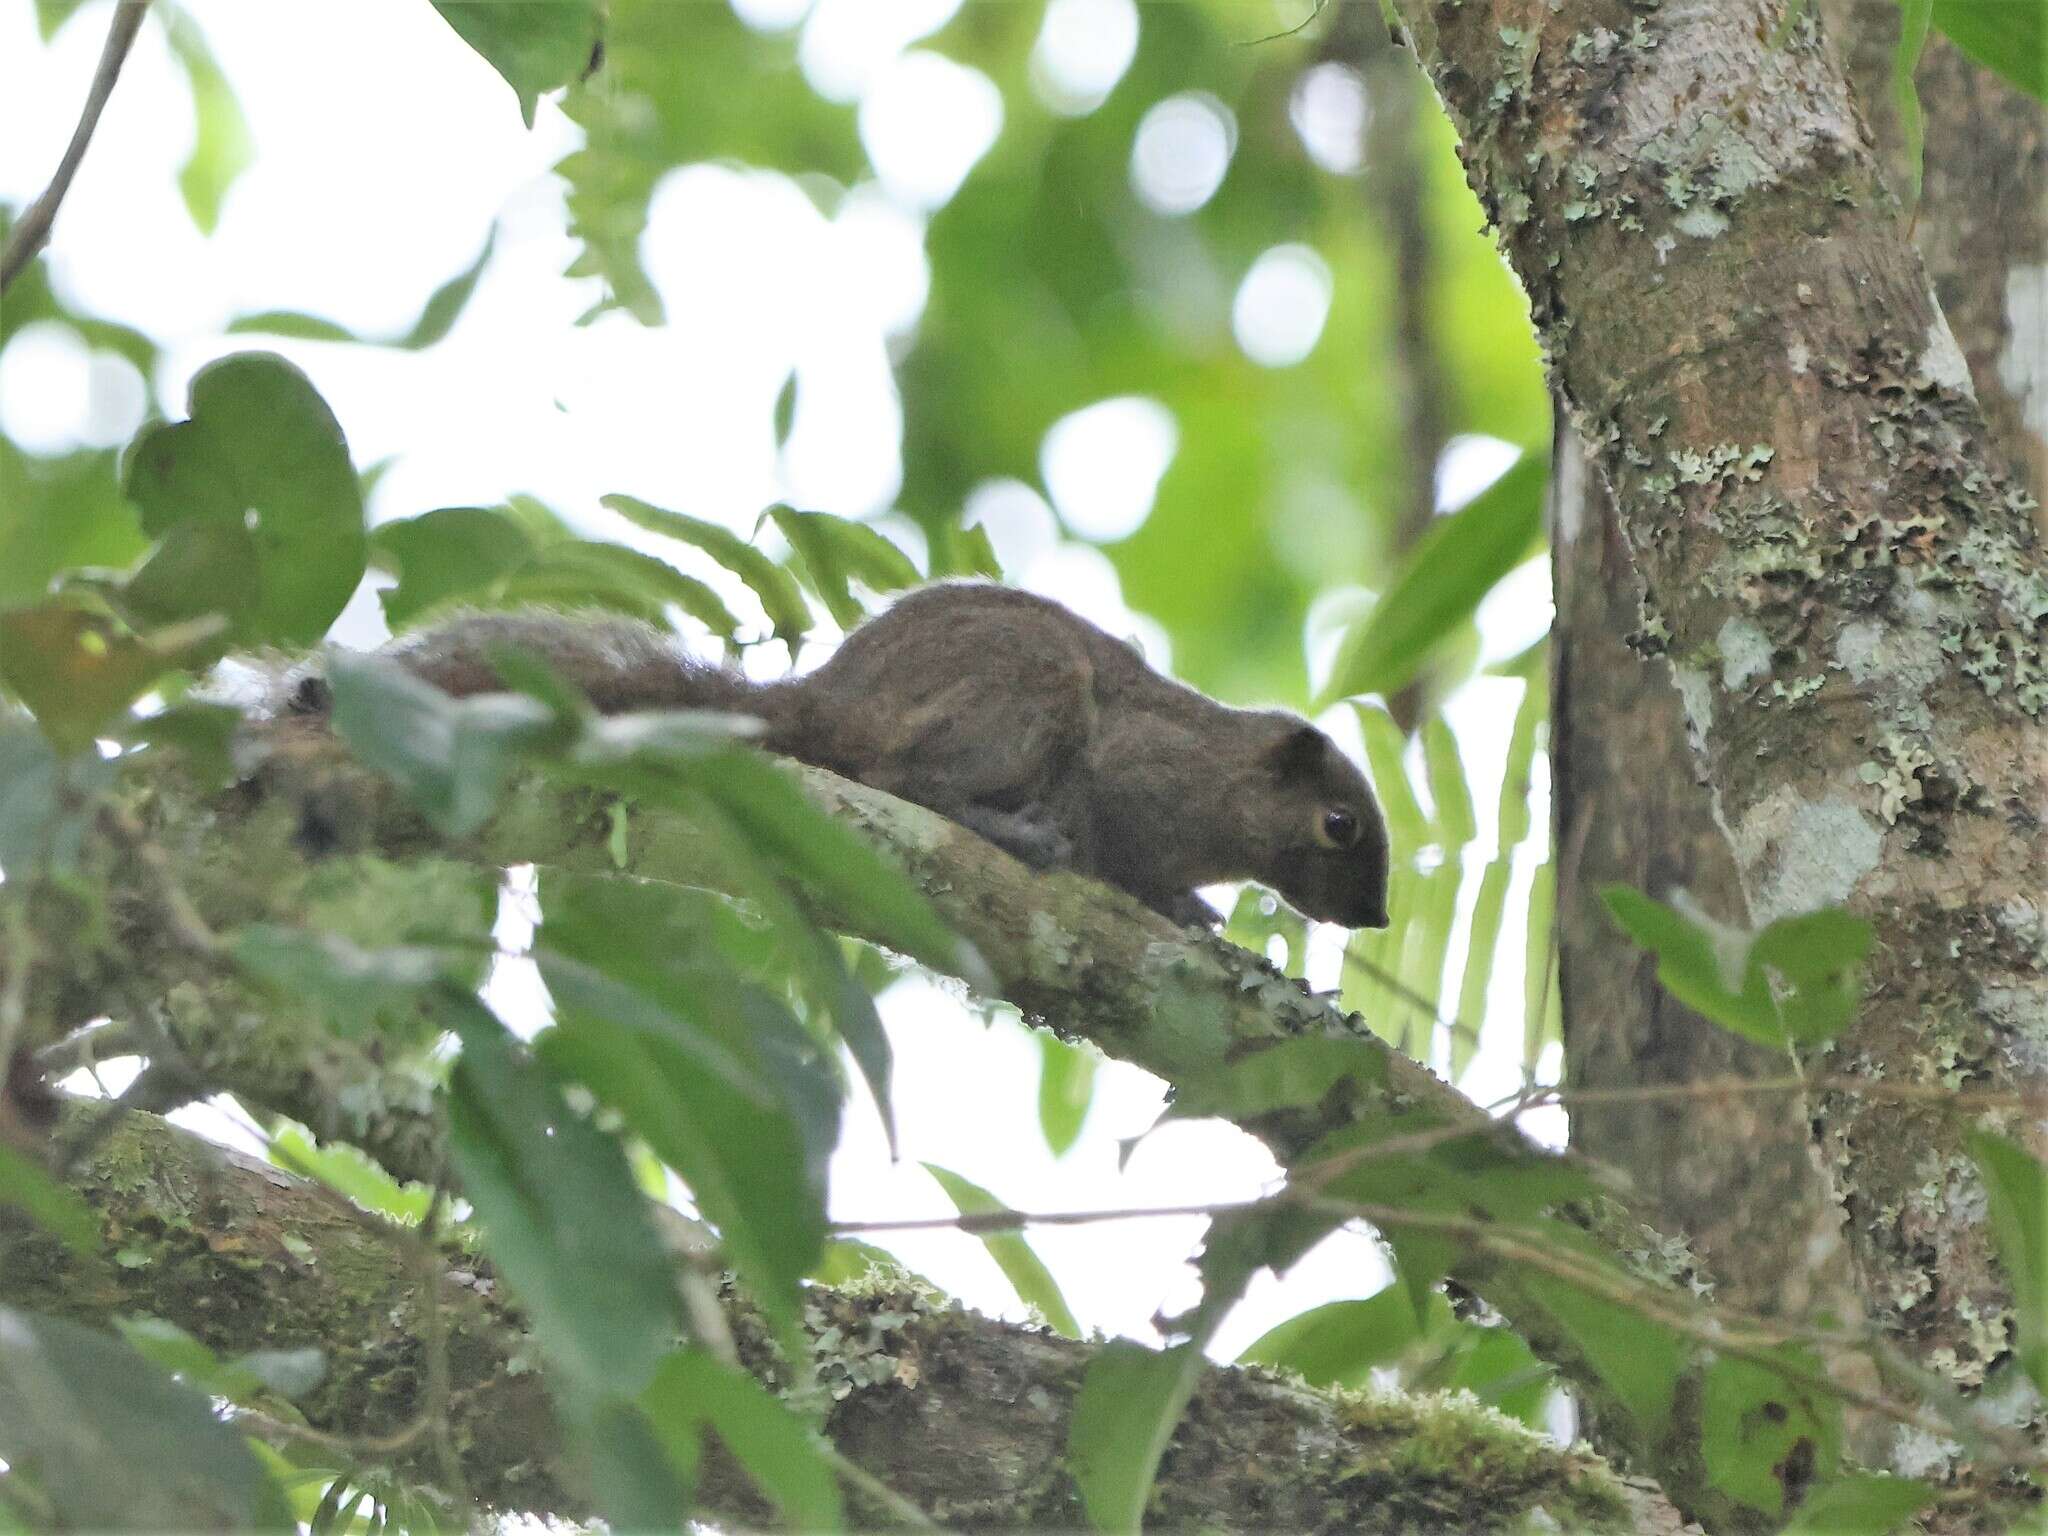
[1317,807,1360,849]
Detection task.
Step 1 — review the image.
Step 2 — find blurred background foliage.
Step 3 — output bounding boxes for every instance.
[3,0,1558,1085]
[0,0,1569,1471]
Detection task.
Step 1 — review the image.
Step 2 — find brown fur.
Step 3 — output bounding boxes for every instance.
[380,584,1391,928]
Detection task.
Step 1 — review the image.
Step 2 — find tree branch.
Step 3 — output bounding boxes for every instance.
[40,718,1785,1528]
[2,1106,1650,1533]
[0,1,151,295]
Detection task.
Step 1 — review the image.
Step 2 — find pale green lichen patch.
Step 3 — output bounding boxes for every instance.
[1026,910,1077,973]
[1732,788,1883,922]
[1856,734,1935,824]
[1716,616,1773,690]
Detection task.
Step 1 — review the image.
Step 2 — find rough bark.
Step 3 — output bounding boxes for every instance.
[1824,6,2047,504]
[1383,0,2048,1469]
[30,720,1787,1530]
[1,1107,1643,1533]
[1550,434,1858,1331]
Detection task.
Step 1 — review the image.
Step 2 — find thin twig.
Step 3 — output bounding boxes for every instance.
[838,1190,2032,1465]
[0,0,152,294]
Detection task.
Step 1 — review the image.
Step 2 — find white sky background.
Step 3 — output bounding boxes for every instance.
[1,0,1561,1372]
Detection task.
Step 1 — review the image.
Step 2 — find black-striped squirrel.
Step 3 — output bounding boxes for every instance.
[372,582,1391,929]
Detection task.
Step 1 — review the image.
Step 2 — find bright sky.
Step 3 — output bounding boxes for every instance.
[3,0,1561,1381]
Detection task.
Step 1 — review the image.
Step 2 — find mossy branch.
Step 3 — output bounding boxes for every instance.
[1,1106,1645,1533]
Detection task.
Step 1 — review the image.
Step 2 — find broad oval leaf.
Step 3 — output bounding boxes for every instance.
[121,352,366,648]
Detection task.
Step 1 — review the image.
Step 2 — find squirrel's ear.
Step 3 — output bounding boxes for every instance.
[1266,722,1327,776]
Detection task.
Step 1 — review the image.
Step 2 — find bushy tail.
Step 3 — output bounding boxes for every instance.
[379,611,774,719]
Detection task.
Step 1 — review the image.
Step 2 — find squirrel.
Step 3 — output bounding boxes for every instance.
[371,582,1392,930]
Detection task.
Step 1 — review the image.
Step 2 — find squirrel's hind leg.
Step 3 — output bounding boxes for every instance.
[952,801,1078,870]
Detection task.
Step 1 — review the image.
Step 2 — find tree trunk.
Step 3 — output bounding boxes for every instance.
[1384,0,2048,1460]
[1552,434,1857,1328]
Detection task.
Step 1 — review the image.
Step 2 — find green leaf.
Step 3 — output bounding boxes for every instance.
[370,506,537,629]
[0,1144,97,1256]
[1702,1347,1842,1515]
[922,1162,1081,1337]
[931,520,1004,580]
[1603,888,1871,1048]
[268,1128,433,1225]
[225,227,499,354]
[1970,1131,2048,1392]
[429,0,602,127]
[231,925,456,1038]
[446,996,683,1402]
[1353,704,1428,844]
[1524,1269,1684,1442]
[767,505,922,629]
[114,1318,325,1406]
[1037,1034,1098,1157]
[642,1348,843,1530]
[1893,0,1934,205]
[0,603,212,751]
[1319,453,1548,708]
[1304,1120,1601,1324]
[121,352,366,648]
[1235,1287,1426,1388]
[0,1305,293,1530]
[1175,1037,1384,1121]
[771,371,797,449]
[1602,885,1780,1044]
[222,310,362,344]
[0,441,149,608]
[1222,887,1309,974]
[395,224,498,349]
[508,539,742,638]
[535,872,837,1352]
[1420,717,1476,847]
[0,711,112,875]
[1783,1473,1936,1536]
[602,493,812,647]
[32,0,88,41]
[120,700,243,787]
[1433,1322,1555,1427]
[1451,855,1510,1077]
[1748,907,1874,1044]
[687,749,976,984]
[1067,1340,1204,1534]
[326,651,562,836]
[162,10,254,236]
[1931,0,2046,99]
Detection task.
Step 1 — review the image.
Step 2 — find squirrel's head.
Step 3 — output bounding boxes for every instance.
[1254,719,1391,929]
